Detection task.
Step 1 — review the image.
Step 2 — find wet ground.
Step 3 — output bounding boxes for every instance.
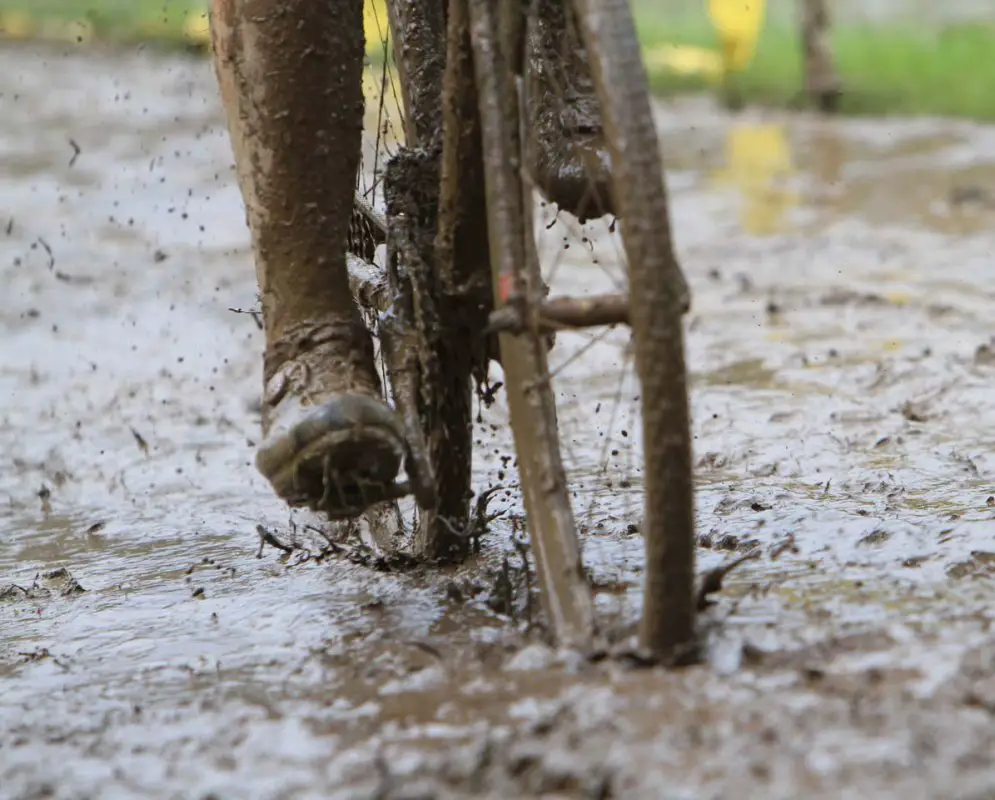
[3,44,995,799]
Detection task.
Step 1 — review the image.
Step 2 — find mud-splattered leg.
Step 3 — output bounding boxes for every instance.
[209,0,410,517]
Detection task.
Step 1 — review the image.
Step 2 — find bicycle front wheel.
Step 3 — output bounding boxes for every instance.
[469,0,696,657]
[572,0,696,658]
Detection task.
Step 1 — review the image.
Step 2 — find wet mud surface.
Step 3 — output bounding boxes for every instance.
[3,45,995,798]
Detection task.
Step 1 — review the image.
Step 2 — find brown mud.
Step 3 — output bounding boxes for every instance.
[3,45,995,798]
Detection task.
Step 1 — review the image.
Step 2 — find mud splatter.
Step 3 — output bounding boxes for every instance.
[2,48,995,797]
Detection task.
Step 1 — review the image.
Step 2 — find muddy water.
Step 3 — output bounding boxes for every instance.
[3,45,995,798]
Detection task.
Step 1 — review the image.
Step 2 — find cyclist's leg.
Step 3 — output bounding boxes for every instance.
[209,0,407,518]
[526,0,613,223]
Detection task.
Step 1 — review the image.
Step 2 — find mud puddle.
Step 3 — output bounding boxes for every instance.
[2,45,995,798]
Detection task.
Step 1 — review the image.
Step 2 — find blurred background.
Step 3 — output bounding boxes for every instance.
[2,0,994,119]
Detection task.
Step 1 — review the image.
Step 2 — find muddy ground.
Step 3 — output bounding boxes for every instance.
[3,44,995,799]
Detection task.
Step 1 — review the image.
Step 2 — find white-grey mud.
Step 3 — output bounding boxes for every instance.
[2,44,995,800]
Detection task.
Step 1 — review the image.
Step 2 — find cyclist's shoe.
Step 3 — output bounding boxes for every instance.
[526,1,614,223]
[255,318,413,520]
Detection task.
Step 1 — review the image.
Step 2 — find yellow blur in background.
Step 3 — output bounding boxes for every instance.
[182,9,208,44]
[709,0,765,72]
[711,122,797,236]
[644,0,766,81]
[363,0,390,52]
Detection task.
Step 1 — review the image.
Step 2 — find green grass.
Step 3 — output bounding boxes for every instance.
[0,0,206,48]
[635,8,995,120]
[5,1,995,120]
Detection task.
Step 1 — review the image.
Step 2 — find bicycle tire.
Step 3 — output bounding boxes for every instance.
[467,0,696,656]
[570,0,696,658]
[468,0,597,650]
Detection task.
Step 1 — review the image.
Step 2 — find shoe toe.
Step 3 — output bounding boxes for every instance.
[256,393,406,514]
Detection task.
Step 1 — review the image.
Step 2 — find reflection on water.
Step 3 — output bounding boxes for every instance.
[808,124,845,188]
[711,121,798,235]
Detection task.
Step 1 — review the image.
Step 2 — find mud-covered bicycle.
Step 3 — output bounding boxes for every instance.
[345,0,695,659]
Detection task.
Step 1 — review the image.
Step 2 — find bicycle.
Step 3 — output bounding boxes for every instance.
[345,0,696,660]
